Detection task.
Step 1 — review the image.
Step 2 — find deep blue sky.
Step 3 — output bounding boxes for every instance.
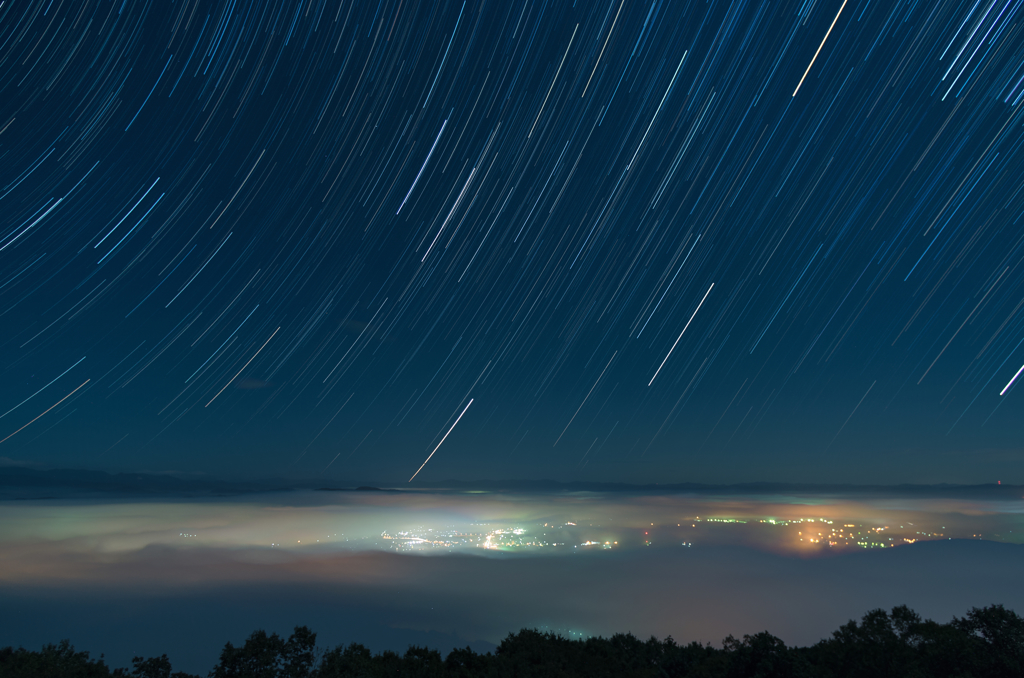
[1,0,1023,484]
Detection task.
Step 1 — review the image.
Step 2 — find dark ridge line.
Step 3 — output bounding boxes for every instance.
[0,466,1020,499]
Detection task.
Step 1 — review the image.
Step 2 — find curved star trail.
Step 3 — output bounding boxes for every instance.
[1,0,1023,482]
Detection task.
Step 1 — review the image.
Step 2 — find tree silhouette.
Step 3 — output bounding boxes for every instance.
[210,627,316,678]
[2,604,1022,677]
[953,604,1024,678]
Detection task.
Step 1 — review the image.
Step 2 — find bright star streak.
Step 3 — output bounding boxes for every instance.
[0,380,90,445]
[397,118,447,214]
[649,283,714,386]
[409,398,473,482]
[999,363,1024,395]
[0,356,85,420]
[793,0,848,97]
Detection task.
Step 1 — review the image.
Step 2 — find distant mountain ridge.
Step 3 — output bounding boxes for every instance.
[0,466,283,499]
[0,465,1020,500]
[409,478,1024,499]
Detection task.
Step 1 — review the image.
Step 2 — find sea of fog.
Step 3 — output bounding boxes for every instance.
[1,487,1022,674]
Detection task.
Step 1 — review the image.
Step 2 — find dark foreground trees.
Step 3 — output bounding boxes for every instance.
[1,604,1020,678]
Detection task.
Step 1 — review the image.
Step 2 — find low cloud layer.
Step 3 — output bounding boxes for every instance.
[1,490,1021,674]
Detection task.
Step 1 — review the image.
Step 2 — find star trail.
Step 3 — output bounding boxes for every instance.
[2,0,1023,483]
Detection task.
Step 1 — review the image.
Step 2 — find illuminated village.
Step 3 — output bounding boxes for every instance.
[342,515,992,555]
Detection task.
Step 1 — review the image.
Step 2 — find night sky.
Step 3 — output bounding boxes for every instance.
[2,0,1023,484]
